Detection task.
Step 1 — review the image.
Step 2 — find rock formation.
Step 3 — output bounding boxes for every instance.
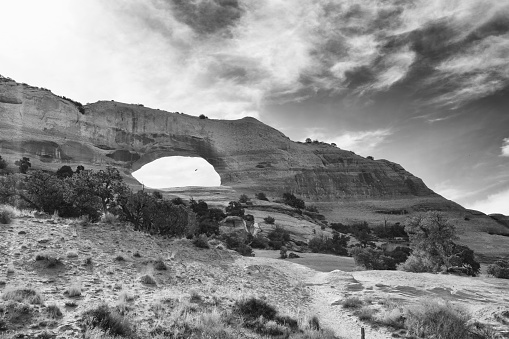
[0,76,436,200]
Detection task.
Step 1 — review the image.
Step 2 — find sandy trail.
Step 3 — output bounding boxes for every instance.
[235,256,392,339]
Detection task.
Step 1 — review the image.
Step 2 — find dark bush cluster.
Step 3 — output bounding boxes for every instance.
[225,200,244,217]
[487,260,509,279]
[0,166,194,238]
[82,304,132,337]
[198,114,208,119]
[255,192,269,201]
[372,222,408,239]
[267,226,291,250]
[308,232,350,255]
[350,247,410,270]
[58,95,85,114]
[0,156,7,170]
[189,199,225,236]
[263,216,275,224]
[220,231,254,256]
[238,194,250,203]
[282,192,305,209]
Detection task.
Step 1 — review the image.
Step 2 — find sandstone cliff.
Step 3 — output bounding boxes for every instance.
[0,76,435,200]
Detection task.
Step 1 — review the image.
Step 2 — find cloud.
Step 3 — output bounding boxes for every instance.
[467,188,509,215]
[306,128,392,155]
[501,138,509,157]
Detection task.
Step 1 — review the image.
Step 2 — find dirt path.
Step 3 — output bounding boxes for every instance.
[234,256,392,339]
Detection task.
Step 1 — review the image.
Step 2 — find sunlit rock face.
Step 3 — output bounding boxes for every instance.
[0,77,436,200]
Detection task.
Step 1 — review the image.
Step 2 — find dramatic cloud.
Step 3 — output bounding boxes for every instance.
[467,188,509,215]
[306,128,392,156]
[501,138,509,157]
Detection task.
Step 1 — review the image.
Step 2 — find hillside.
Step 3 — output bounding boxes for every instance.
[1,214,508,338]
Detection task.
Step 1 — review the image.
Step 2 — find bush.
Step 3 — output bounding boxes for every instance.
[308,232,349,255]
[199,114,208,119]
[15,157,31,174]
[350,247,397,270]
[249,234,269,249]
[404,300,472,339]
[239,194,250,203]
[0,205,15,224]
[282,192,305,209]
[1,287,44,304]
[193,234,210,249]
[56,165,74,178]
[153,257,167,270]
[372,223,408,239]
[487,260,509,279]
[225,201,244,217]
[341,297,363,309]
[264,216,275,224]
[255,192,269,201]
[83,304,133,337]
[0,156,7,170]
[235,297,277,320]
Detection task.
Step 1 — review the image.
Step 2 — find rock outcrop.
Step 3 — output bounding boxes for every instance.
[0,76,436,200]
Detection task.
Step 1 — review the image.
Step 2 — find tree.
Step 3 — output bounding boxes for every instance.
[0,156,7,170]
[402,212,458,272]
[225,201,244,217]
[15,157,31,174]
[239,194,250,203]
[56,165,74,178]
[282,192,305,209]
[255,192,268,201]
[305,138,312,143]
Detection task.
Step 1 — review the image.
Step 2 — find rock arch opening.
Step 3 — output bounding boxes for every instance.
[131,156,221,189]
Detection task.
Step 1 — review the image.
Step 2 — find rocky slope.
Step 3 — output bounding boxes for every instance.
[0,76,434,201]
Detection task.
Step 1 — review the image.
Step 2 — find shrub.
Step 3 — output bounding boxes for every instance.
[35,252,63,268]
[308,232,349,255]
[268,226,291,243]
[153,257,167,270]
[341,297,363,309]
[308,315,320,330]
[282,192,305,209]
[56,165,74,178]
[225,201,244,217]
[140,274,156,285]
[249,234,269,249]
[171,197,186,205]
[239,194,250,203]
[264,216,275,224]
[199,114,208,119]
[46,304,63,318]
[255,192,269,201]
[65,282,82,297]
[83,304,132,337]
[487,260,509,279]
[448,244,480,276]
[1,287,43,304]
[235,297,277,320]
[193,234,210,249]
[0,156,7,170]
[152,191,163,199]
[404,300,473,339]
[15,157,31,174]
[350,247,396,270]
[0,205,15,224]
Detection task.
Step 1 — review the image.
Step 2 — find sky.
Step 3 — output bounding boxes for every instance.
[0,0,508,214]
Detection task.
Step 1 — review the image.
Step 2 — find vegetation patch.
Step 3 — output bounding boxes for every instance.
[82,303,133,337]
[1,287,44,304]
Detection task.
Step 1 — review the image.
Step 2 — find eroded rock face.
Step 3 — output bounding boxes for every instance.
[0,77,435,200]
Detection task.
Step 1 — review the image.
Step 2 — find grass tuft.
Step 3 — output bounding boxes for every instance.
[1,287,44,304]
[341,296,363,309]
[46,303,63,318]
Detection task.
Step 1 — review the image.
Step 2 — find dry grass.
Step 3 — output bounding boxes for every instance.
[341,296,363,309]
[65,282,82,297]
[1,287,44,305]
[46,303,63,318]
[35,252,63,268]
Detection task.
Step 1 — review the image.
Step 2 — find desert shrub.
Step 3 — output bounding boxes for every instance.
[329,222,351,234]
[152,191,163,199]
[239,194,250,203]
[193,234,210,249]
[56,165,74,178]
[199,114,208,119]
[153,257,167,270]
[308,232,349,255]
[235,297,277,320]
[140,274,156,285]
[373,307,405,328]
[308,315,320,330]
[264,216,275,224]
[404,300,472,339]
[282,192,305,209]
[487,260,509,279]
[117,191,191,237]
[83,304,133,337]
[235,243,254,256]
[398,252,437,272]
[267,226,291,243]
[255,192,268,201]
[249,234,269,249]
[15,157,31,174]
[355,306,376,321]
[0,156,7,170]
[0,205,15,224]
[225,201,244,217]
[65,282,82,297]
[448,244,480,276]
[170,197,185,205]
[280,246,288,259]
[350,247,397,270]
[372,223,408,239]
[101,212,117,224]
[1,287,43,304]
[35,252,63,268]
[341,297,363,308]
[46,304,62,318]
